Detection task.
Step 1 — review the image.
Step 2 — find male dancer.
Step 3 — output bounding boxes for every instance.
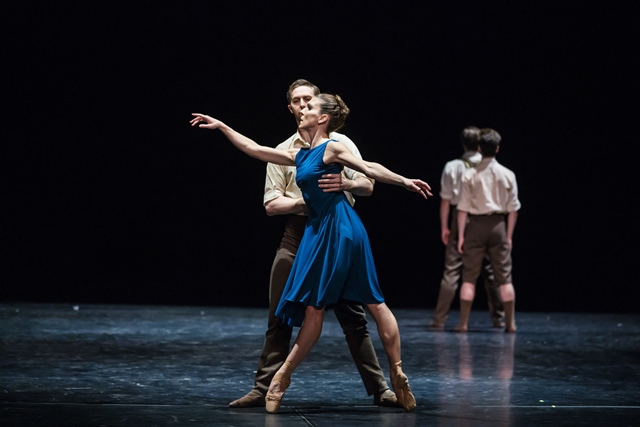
[429,126,505,329]
[456,128,521,333]
[229,79,398,408]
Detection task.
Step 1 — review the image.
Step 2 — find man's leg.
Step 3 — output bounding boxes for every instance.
[334,303,399,407]
[454,283,475,332]
[500,284,517,333]
[229,217,305,408]
[487,214,515,333]
[253,246,296,393]
[430,206,461,328]
[455,216,484,332]
[481,259,505,327]
[228,246,295,407]
[431,239,462,327]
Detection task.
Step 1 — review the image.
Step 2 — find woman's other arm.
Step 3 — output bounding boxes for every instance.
[325,141,432,199]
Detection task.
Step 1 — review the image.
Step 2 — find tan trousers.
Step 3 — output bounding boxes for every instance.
[432,206,504,325]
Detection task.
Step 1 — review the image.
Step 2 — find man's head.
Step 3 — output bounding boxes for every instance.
[460,126,480,151]
[478,128,501,157]
[287,79,320,125]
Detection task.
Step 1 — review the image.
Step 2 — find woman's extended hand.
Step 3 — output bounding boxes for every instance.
[190,113,223,130]
[405,179,433,199]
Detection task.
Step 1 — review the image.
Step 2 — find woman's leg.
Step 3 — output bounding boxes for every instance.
[366,303,401,366]
[284,306,325,369]
[266,305,325,413]
[366,302,416,412]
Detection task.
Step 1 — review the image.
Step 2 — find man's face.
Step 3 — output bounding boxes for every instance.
[288,86,316,125]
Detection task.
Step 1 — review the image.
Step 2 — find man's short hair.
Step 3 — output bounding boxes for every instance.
[287,79,320,104]
[478,128,502,156]
[460,126,480,151]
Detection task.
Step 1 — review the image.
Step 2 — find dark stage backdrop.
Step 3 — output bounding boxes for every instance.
[3,2,638,312]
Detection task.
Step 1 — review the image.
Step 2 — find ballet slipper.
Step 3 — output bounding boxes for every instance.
[265,362,292,414]
[390,361,416,412]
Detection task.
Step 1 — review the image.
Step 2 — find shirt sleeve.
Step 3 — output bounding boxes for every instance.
[457,171,472,212]
[506,172,522,212]
[263,162,287,205]
[439,163,455,201]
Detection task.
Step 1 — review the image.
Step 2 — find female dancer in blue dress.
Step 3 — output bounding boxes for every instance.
[190,93,431,413]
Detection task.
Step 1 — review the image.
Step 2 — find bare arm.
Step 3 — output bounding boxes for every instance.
[440,199,451,245]
[190,114,296,166]
[457,210,468,253]
[344,176,374,196]
[506,211,518,247]
[325,141,432,198]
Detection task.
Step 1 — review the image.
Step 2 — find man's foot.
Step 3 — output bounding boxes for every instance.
[373,389,401,407]
[492,320,506,328]
[228,390,265,408]
[428,320,445,329]
[453,324,468,332]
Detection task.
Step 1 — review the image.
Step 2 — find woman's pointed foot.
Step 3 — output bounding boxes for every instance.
[265,371,291,414]
[391,361,416,412]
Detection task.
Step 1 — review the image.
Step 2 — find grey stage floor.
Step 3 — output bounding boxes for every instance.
[0,303,639,426]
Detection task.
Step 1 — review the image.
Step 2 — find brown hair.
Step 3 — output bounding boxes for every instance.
[286,79,320,104]
[316,93,350,133]
[478,128,502,156]
[460,126,480,151]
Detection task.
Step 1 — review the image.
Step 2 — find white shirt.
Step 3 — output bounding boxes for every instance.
[263,131,368,209]
[458,157,521,215]
[439,151,482,206]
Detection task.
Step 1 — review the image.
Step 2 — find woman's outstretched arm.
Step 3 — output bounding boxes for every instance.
[325,141,433,199]
[190,113,296,166]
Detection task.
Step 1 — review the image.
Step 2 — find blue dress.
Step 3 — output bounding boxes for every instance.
[275,140,385,327]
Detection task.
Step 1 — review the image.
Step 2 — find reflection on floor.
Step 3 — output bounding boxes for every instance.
[1,303,639,426]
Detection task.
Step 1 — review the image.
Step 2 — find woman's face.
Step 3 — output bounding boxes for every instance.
[299,97,322,130]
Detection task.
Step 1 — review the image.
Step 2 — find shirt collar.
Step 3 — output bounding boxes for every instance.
[293,131,311,148]
[462,150,482,166]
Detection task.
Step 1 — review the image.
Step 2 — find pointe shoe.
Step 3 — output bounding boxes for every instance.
[391,361,416,412]
[265,373,291,414]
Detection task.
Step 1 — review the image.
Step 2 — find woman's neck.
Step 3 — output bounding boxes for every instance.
[306,127,330,148]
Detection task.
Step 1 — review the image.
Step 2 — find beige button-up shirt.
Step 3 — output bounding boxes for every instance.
[458,157,521,215]
[263,131,369,210]
[439,151,482,206]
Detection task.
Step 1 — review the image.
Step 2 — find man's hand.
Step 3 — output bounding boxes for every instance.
[441,228,450,246]
[318,173,347,193]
